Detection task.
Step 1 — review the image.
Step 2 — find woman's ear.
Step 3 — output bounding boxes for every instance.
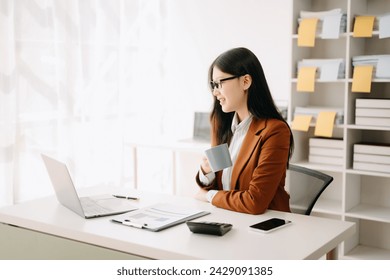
[243,74,252,90]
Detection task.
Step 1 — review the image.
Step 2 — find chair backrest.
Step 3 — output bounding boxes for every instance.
[287,164,333,215]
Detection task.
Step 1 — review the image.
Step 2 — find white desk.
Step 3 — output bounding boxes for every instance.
[0,188,355,260]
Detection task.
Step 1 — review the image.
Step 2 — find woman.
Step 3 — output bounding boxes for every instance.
[195,47,294,215]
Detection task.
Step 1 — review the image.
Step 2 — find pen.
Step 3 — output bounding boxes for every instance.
[112,195,139,200]
[123,219,148,229]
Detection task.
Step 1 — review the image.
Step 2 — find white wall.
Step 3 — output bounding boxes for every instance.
[160,0,292,139]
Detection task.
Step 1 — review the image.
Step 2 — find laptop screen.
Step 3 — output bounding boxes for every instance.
[193,112,210,141]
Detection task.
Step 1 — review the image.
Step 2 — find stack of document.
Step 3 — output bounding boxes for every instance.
[352,55,390,79]
[112,203,210,232]
[355,98,390,127]
[298,8,347,38]
[353,143,390,173]
[309,137,344,166]
[297,58,345,80]
[294,106,344,125]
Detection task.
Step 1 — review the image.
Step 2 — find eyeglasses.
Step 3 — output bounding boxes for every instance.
[210,75,240,90]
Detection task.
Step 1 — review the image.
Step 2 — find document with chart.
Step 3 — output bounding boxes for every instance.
[111,203,210,232]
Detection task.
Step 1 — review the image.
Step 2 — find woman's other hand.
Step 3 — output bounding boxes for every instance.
[194,188,208,202]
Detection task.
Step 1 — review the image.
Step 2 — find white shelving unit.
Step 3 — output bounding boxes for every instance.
[290,0,390,259]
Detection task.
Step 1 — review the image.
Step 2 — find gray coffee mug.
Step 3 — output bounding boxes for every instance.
[205,143,233,172]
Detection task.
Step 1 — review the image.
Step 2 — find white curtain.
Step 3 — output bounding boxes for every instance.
[0,0,292,207]
[0,0,169,206]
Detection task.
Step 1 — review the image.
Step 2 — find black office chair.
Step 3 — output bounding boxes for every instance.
[287,164,333,216]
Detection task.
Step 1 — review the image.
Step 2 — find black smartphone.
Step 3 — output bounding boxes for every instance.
[249,218,292,233]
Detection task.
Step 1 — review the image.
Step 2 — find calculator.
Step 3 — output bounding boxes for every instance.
[186,221,233,236]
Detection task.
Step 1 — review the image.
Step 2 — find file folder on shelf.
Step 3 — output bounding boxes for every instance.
[297,58,345,81]
[294,106,344,125]
[352,55,390,79]
[298,8,347,39]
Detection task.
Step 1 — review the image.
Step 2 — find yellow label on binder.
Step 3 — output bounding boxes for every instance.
[298,18,318,47]
[352,65,373,93]
[291,115,312,131]
[314,111,336,138]
[297,66,317,92]
[353,16,375,37]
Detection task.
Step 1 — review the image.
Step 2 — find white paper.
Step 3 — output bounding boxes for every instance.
[319,61,341,81]
[378,14,390,39]
[376,56,390,78]
[300,9,341,18]
[112,203,209,231]
[299,58,345,79]
[321,14,342,39]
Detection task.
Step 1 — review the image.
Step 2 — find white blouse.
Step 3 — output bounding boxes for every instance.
[199,113,253,202]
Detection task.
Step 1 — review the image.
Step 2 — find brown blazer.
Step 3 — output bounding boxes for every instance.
[196,117,291,214]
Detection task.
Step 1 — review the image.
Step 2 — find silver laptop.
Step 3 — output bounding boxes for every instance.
[179,112,210,143]
[41,154,137,218]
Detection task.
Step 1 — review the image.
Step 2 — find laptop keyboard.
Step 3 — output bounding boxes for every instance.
[80,197,111,216]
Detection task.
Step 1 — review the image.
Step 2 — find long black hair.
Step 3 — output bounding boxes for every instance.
[208,47,294,162]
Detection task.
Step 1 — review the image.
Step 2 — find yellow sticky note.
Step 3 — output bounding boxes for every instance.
[297,66,317,92]
[353,16,375,37]
[352,65,374,93]
[291,115,313,131]
[314,111,336,138]
[298,18,318,47]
